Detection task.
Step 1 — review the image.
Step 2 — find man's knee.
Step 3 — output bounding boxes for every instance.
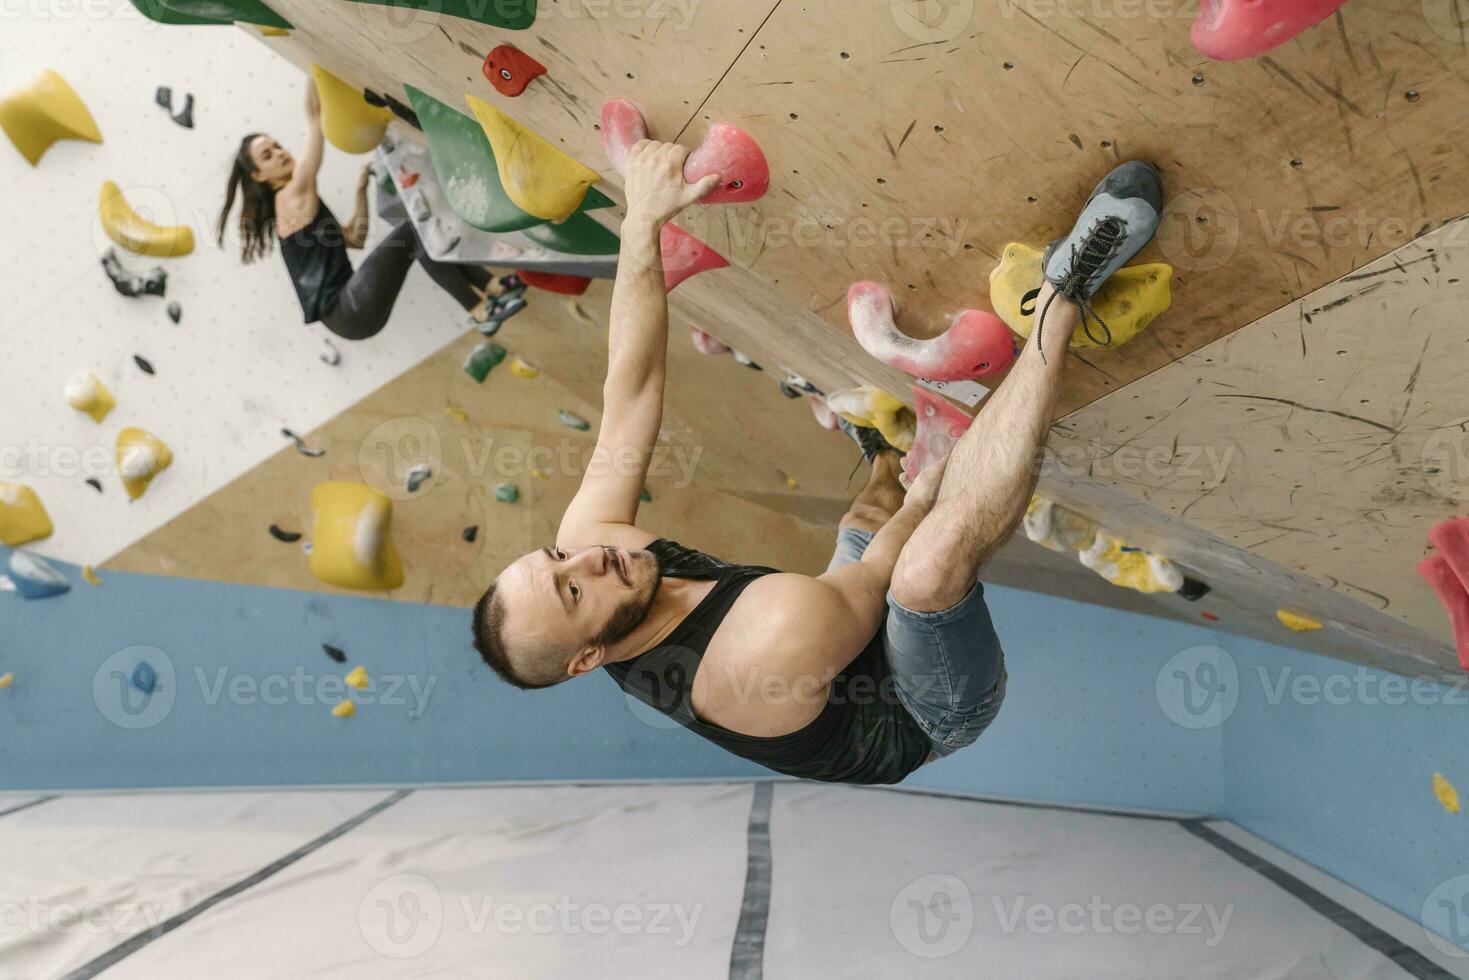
[891,551,962,613]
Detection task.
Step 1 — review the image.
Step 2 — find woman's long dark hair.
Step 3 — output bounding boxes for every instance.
[217,133,277,264]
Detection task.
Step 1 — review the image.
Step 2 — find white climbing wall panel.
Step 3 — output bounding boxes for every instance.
[0,9,471,566]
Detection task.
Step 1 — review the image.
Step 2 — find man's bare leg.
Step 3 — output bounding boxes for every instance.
[890,282,1079,612]
[840,452,906,534]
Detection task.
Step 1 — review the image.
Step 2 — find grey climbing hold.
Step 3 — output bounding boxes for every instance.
[462,525,480,543]
[171,93,195,129]
[167,301,182,324]
[85,478,102,493]
[406,464,432,493]
[134,355,155,375]
[322,643,347,664]
[102,249,166,298]
[269,524,303,543]
[321,340,342,366]
[154,85,172,110]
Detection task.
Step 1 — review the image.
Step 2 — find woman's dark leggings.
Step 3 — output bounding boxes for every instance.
[321,221,491,341]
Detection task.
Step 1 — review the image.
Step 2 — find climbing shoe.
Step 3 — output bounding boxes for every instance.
[837,417,901,462]
[1028,160,1163,355]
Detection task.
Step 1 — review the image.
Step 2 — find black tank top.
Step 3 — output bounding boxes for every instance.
[604,539,932,785]
[280,202,354,323]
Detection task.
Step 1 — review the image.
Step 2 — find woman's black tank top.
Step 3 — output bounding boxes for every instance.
[280,201,354,323]
[604,539,932,785]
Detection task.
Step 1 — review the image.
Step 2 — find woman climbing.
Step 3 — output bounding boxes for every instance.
[216,81,524,341]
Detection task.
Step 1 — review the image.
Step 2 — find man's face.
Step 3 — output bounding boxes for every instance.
[496,545,662,678]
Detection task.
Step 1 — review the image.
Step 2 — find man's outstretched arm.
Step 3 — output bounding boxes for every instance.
[558,141,719,550]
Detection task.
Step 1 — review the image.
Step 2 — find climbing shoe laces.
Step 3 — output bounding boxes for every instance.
[1023,216,1126,362]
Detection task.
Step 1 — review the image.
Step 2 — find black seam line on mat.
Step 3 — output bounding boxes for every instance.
[58,789,414,980]
[0,795,58,819]
[728,782,774,980]
[674,0,785,145]
[1178,820,1457,980]
[864,785,1189,822]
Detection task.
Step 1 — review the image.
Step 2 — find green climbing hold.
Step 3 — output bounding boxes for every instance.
[495,483,520,504]
[340,0,535,31]
[464,341,508,383]
[128,0,293,28]
[640,489,653,503]
[559,409,591,432]
[522,213,621,256]
[405,86,612,234]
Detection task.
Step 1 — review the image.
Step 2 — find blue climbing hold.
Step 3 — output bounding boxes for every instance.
[5,551,71,600]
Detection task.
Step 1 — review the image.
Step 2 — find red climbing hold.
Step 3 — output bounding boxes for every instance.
[483,45,547,97]
[848,281,1016,382]
[685,123,770,204]
[903,385,973,486]
[661,224,728,292]
[600,97,649,176]
[1191,0,1349,61]
[517,269,591,295]
[396,164,420,189]
[1429,517,1469,594]
[1419,555,1469,671]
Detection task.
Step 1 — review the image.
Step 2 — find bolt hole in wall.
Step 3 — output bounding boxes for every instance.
[3,0,1469,977]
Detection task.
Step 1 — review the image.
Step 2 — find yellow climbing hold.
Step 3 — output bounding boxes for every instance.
[466,94,601,222]
[116,428,173,500]
[825,387,916,453]
[0,673,13,690]
[332,700,356,718]
[345,665,369,690]
[1433,773,1461,814]
[509,356,540,379]
[258,25,290,36]
[444,405,470,423]
[82,565,103,587]
[1079,529,1184,594]
[0,483,53,547]
[531,469,549,480]
[310,64,393,155]
[990,242,1172,350]
[308,482,405,592]
[99,181,195,258]
[1276,609,1324,633]
[0,69,102,166]
[66,373,115,423]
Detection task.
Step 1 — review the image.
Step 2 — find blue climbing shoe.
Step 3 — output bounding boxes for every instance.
[1032,160,1163,352]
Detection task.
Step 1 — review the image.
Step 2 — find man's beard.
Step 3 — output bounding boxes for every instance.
[590,556,662,649]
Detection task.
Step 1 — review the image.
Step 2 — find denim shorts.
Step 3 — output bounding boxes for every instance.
[827,527,1007,758]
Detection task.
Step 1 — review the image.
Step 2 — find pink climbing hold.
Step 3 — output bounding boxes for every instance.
[847,282,1016,382]
[690,325,732,356]
[1191,0,1349,61]
[1418,555,1469,672]
[661,224,728,292]
[684,123,769,204]
[600,97,648,176]
[810,396,839,431]
[1429,517,1469,592]
[902,385,972,486]
[600,98,768,204]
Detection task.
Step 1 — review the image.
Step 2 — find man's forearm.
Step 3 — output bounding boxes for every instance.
[605,215,668,405]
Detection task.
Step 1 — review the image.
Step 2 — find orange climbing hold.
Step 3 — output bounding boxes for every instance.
[1192,0,1349,61]
[483,45,546,97]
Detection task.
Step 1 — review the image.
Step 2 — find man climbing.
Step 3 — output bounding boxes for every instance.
[472,138,1163,784]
